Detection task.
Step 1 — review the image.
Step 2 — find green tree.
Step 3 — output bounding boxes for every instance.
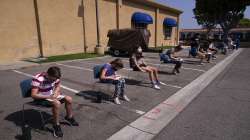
[238,18,250,27]
[193,0,250,41]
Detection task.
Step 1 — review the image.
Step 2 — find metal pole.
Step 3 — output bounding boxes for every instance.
[155,8,158,48]
[95,0,101,47]
[81,0,87,53]
[176,15,180,45]
[33,0,44,57]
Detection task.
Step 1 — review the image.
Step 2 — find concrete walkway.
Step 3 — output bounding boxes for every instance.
[0,61,39,70]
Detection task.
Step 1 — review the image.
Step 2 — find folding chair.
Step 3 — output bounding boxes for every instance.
[20,79,53,130]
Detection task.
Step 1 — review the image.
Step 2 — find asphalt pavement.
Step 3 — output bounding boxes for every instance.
[154,48,250,140]
[0,49,242,140]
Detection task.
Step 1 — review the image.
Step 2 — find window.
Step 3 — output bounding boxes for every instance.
[164,26,172,39]
[132,22,148,29]
[180,33,185,40]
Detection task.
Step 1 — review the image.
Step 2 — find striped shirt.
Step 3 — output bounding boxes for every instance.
[31,72,60,96]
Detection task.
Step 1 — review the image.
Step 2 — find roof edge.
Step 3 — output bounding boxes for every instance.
[128,0,183,14]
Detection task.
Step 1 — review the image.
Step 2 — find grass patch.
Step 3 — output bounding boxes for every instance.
[145,46,174,53]
[26,53,105,63]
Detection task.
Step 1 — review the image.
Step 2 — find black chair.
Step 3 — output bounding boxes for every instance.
[20,79,53,130]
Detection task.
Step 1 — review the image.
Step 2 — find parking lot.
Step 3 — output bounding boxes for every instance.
[0,49,232,140]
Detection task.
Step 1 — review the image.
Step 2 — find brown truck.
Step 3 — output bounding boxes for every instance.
[107,28,150,56]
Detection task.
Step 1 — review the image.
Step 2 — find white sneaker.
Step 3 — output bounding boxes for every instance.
[122,95,130,102]
[114,97,121,105]
[172,70,177,75]
[153,84,161,90]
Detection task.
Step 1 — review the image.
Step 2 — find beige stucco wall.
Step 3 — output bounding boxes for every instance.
[0,0,180,62]
[99,0,117,49]
[0,0,40,62]
[120,1,156,47]
[37,0,85,56]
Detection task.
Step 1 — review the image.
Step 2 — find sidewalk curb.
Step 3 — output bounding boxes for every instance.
[107,49,243,140]
[0,61,40,71]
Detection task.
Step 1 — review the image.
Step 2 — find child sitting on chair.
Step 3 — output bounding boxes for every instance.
[189,37,210,64]
[31,66,78,138]
[129,47,164,90]
[99,58,130,105]
[160,45,183,74]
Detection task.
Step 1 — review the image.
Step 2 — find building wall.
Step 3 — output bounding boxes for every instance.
[99,0,117,50]
[0,0,40,62]
[120,0,156,47]
[157,9,178,47]
[37,0,85,56]
[0,0,180,62]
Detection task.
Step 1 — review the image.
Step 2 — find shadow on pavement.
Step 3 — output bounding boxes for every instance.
[183,60,203,65]
[5,109,53,140]
[158,70,175,75]
[76,91,113,103]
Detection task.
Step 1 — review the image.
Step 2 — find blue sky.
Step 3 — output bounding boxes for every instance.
[155,0,250,29]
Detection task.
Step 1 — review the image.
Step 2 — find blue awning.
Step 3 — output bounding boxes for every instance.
[131,12,153,24]
[163,18,177,27]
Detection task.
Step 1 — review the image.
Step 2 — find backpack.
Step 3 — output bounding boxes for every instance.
[20,79,32,98]
[93,65,104,79]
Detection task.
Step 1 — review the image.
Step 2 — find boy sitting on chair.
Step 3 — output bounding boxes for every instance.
[160,45,183,74]
[189,37,210,64]
[99,58,130,105]
[31,66,78,138]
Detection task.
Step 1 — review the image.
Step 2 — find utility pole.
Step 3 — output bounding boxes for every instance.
[94,0,104,54]
[95,0,100,48]
[33,0,44,58]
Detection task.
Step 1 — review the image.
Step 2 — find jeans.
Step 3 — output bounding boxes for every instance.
[100,78,125,97]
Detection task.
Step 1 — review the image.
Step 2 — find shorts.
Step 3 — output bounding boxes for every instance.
[34,97,65,107]
[133,67,140,71]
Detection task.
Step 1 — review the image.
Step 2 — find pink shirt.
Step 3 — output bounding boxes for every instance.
[31,72,60,96]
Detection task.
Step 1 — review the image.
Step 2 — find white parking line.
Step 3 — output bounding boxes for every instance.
[56,63,92,71]
[12,70,80,93]
[12,69,145,115]
[13,70,33,77]
[56,62,182,89]
[160,83,182,89]
[123,59,206,72]
[108,103,145,115]
[149,63,206,72]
